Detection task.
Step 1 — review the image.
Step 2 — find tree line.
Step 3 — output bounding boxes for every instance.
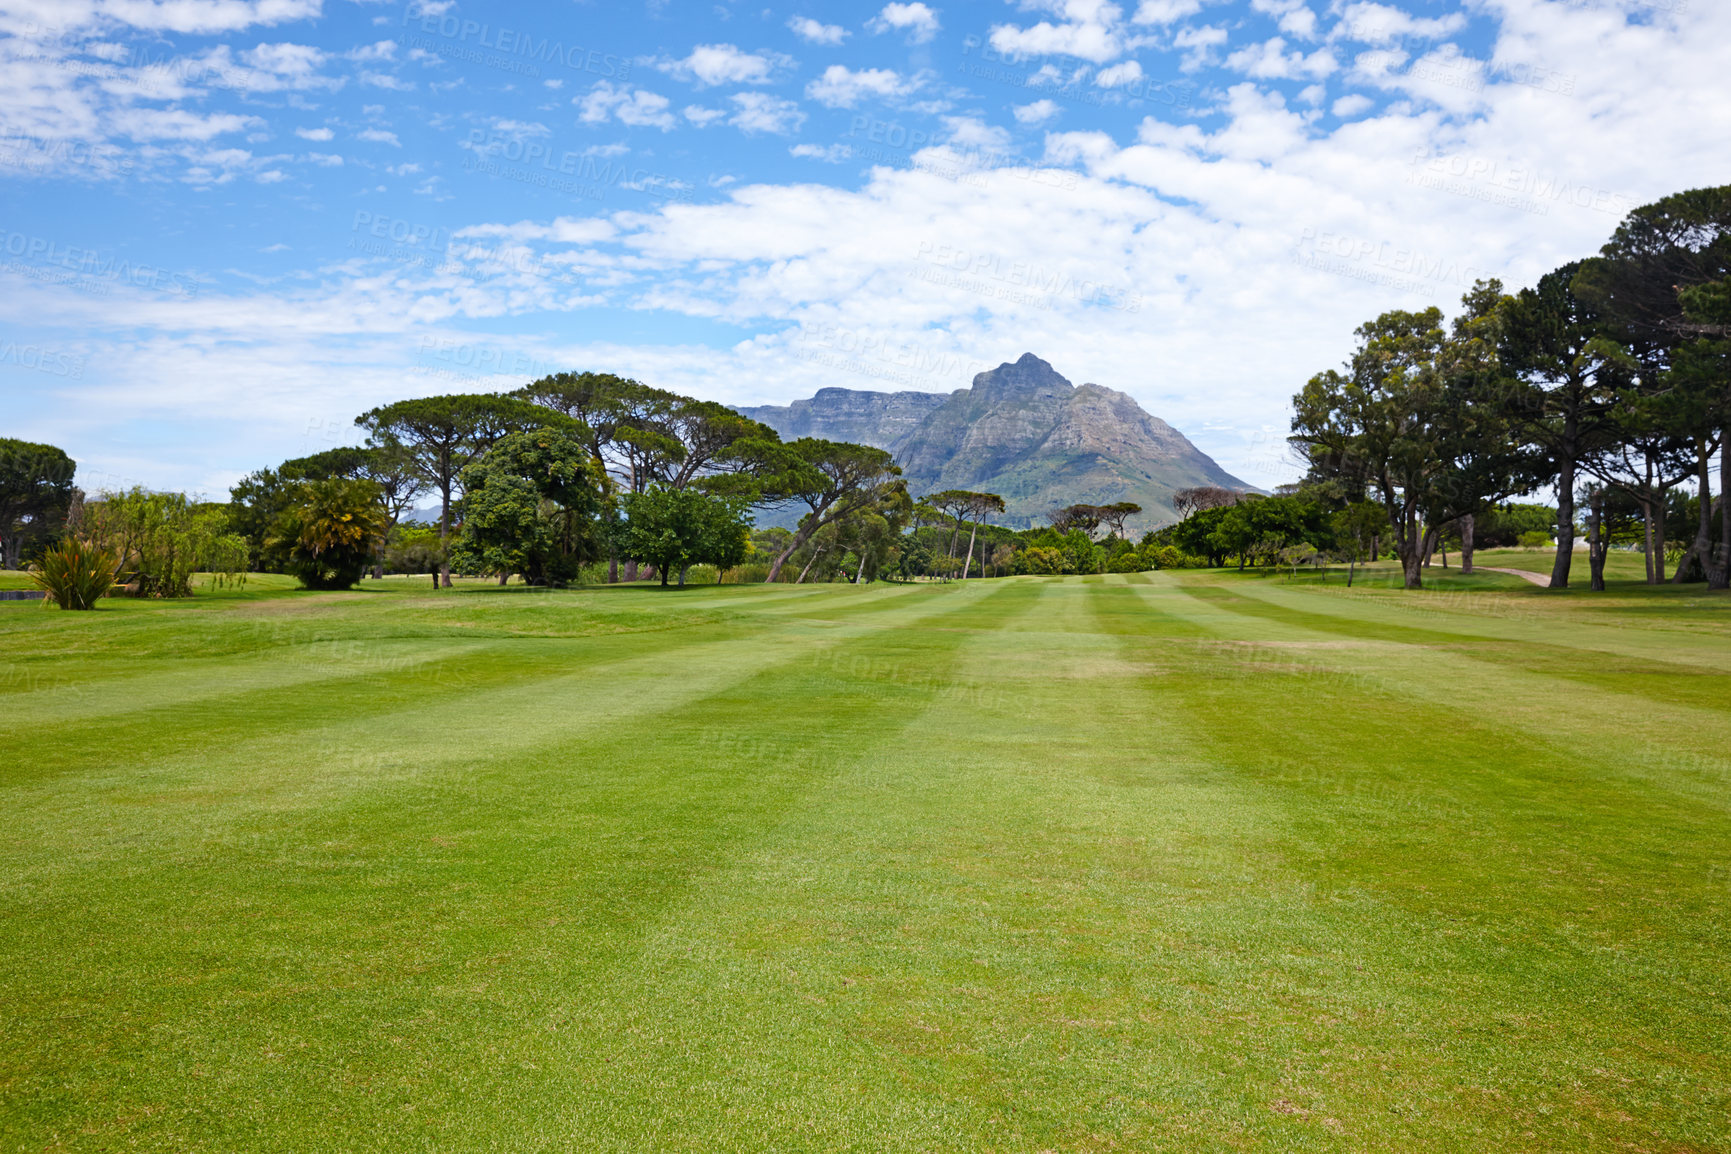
[1288,183,1731,590]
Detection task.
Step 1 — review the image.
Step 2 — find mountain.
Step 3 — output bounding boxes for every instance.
[738,353,1253,530]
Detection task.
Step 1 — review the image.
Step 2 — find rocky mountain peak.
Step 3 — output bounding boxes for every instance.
[738,354,1252,528]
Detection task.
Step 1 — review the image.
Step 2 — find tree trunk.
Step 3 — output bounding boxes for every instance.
[373,562,384,580]
[1718,435,1731,585]
[1460,513,1474,574]
[1587,487,1607,592]
[1399,518,1433,590]
[1653,488,1667,584]
[624,560,638,582]
[678,565,689,587]
[497,572,508,585]
[439,479,453,588]
[1677,437,1720,586]
[1370,534,1379,565]
[1640,495,1656,583]
[795,548,824,584]
[963,521,979,578]
[660,565,670,587]
[855,549,868,585]
[607,549,618,584]
[1551,456,1575,589]
[766,505,837,583]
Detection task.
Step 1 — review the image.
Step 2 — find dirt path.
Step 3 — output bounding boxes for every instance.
[1479,566,1552,588]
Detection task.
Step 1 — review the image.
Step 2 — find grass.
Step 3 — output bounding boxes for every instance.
[1,565,1728,1151]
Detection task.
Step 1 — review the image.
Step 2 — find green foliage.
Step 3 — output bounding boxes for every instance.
[1015,528,1103,574]
[26,536,121,609]
[0,438,76,569]
[1517,530,1552,549]
[84,489,238,598]
[454,428,607,586]
[1475,503,1558,548]
[616,486,751,586]
[267,478,390,590]
[384,521,444,574]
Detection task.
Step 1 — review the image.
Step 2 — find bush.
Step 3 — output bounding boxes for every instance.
[1517,531,1551,550]
[1143,544,1198,570]
[1106,551,1148,573]
[720,561,770,584]
[27,537,122,609]
[84,489,236,598]
[268,478,390,591]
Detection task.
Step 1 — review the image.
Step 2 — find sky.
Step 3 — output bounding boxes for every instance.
[1,0,1727,498]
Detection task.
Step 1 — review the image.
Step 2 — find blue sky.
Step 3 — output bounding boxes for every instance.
[1,0,1725,496]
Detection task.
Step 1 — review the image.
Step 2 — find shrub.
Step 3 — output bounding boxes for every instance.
[1517,531,1551,550]
[720,561,770,584]
[1106,551,1148,573]
[268,478,390,591]
[1144,544,1197,570]
[84,488,234,598]
[27,537,121,609]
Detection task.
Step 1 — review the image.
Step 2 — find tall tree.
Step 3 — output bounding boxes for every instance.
[1576,184,1731,587]
[1048,504,1103,537]
[961,491,1007,578]
[0,439,76,569]
[1290,286,1533,589]
[615,486,751,586]
[355,394,553,587]
[1097,502,1142,540]
[453,427,606,586]
[1172,487,1238,519]
[754,440,904,583]
[1498,262,1627,588]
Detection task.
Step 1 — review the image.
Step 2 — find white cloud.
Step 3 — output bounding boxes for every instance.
[1173,24,1227,71]
[1333,2,1466,46]
[1014,99,1061,124]
[988,0,1132,64]
[357,128,400,145]
[1225,37,1337,81]
[868,2,940,45]
[1096,60,1144,88]
[805,65,913,108]
[787,16,848,45]
[684,105,726,127]
[295,126,333,141]
[942,115,1013,154]
[111,109,257,141]
[55,0,322,34]
[347,40,397,63]
[1132,0,1198,24]
[305,152,342,166]
[790,143,852,162]
[578,82,677,130]
[1331,93,1373,117]
[728,92,805,135]
[656,44,782,87]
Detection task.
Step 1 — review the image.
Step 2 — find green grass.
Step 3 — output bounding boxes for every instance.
[2,569,1728,1151]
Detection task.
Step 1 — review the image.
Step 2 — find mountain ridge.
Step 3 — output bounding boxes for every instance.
[738,353,1253,530]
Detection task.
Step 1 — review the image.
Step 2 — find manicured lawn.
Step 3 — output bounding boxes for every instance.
[2,569,1728,1151]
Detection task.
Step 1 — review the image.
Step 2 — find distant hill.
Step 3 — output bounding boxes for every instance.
[738,353,1253,530]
